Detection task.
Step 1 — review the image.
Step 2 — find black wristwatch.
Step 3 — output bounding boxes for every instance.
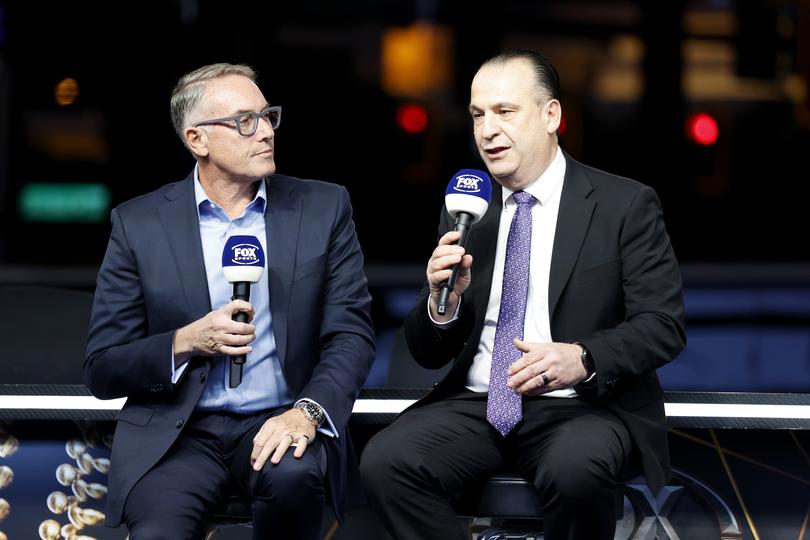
[574,342,595,377]
[294,400,325,428]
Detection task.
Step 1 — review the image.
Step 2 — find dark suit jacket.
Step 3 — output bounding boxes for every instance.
[85,172,375,526]
[404,153,686,489]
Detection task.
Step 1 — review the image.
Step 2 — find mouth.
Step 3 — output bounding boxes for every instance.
[255,148,274,157]
[484,146,509,159]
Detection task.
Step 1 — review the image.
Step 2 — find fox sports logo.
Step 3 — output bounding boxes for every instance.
[230,244,260,265]
[454,174,482,193]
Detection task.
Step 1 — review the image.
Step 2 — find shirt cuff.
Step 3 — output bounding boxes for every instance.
[427,295,462,327]
[171,345,189,385]
[295,398,337,438]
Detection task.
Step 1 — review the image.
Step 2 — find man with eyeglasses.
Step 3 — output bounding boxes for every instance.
[85,63,375,539]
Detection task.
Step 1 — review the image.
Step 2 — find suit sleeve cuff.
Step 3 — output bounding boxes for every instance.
[171,344,189,385]
[426,296,462,327]
[295,398,337,438]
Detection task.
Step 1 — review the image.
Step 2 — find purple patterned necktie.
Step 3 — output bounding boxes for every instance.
[487,190,535,437]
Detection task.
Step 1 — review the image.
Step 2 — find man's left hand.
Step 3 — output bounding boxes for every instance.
[250,408,317,471]
[507,340,588,395]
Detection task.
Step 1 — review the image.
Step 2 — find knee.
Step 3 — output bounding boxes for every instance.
[359,433,389,491]
[360,430,414,495]
[534,446,614,503]
[251,452,324,503]
[545,464,606,503]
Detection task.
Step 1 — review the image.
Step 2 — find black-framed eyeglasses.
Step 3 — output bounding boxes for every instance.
[194,106,282,136]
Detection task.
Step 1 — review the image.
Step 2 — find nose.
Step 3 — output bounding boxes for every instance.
[480,112,500,139]
[255,115,275,140]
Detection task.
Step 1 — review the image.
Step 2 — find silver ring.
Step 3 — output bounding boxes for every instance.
[541,372,549,386]
[297,434,311,443]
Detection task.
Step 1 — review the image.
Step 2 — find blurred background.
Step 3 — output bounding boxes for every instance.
[1,2,809,539]
[1,0,809,266]
[2,0,809,393]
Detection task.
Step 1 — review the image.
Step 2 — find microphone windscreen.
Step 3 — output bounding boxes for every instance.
[444,169,492,223]
[222,235,266,283]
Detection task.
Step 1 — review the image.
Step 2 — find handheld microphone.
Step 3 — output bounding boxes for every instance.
[221,235,266,388]
[437,169,492,315]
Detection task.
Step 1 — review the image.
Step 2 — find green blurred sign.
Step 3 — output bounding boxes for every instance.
[19,183,111,223]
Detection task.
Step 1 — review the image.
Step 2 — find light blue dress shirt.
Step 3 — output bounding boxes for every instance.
[171,167,335,436]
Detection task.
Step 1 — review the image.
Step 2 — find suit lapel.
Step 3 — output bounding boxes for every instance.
[548,154,595,318]
[158,174,211,322]
[263,175,301,368]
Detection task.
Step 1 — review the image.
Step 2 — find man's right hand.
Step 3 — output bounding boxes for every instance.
[427,230,473,322]
[173,300,256,366]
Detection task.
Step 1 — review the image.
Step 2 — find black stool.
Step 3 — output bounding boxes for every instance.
[205,493,253,539]
[455,472,626,540]
[204,492,339,540]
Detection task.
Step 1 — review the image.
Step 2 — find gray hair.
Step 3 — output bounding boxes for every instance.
[170,63,257,144]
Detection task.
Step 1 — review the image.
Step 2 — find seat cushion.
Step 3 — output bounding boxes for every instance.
[211,494,252,526]
[455,474,544,519]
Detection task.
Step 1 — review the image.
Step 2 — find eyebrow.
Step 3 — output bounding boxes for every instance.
[469,102,520,113]
[229,103,271,115]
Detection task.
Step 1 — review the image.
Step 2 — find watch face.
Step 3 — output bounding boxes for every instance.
[298,402,324,425]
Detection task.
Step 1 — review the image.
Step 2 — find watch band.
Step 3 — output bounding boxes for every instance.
[573,342,595,376]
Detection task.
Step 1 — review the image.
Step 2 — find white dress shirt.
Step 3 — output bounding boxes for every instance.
[431,146,577,398]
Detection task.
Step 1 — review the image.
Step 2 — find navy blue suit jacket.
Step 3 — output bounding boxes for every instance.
[85,172,375,526]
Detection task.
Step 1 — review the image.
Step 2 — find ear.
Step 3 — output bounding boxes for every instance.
[544,99,562,135]
[184,126,209,157]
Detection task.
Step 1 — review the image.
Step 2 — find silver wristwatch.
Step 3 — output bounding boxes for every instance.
[294,400,325,428]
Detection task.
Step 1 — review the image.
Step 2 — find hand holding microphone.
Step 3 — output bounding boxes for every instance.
[222,235,266,387]
[432,169,492,316]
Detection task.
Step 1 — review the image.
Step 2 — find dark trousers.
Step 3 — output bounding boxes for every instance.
[360,391,632,540]
[124,409,326,540]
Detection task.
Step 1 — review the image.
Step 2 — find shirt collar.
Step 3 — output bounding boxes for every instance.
[193,164,267,218]
[501,145,566,207]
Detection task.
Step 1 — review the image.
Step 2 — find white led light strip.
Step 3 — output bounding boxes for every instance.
[0,396,128,410]
[1,396,809,420]
[664,402,810,419]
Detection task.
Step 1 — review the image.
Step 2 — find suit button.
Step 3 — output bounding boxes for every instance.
[176,419,184,429]
[200,372,207,383]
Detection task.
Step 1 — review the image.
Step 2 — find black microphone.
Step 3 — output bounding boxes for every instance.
[221,235,266,388]
[437,169,493,315]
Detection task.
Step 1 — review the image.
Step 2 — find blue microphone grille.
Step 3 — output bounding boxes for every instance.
[445,169,492,202]
[222,235,265,268]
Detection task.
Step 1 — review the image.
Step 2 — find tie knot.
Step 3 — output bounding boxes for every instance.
[512,191,535,206]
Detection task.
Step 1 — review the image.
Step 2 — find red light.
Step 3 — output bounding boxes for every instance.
[397,104,428,134]
[558,114,567,135]
[686,113,718,146]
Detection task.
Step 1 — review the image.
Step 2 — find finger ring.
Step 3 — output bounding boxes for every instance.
[541,372,549,386]
[282,433,294,443]
[298,434,311,443]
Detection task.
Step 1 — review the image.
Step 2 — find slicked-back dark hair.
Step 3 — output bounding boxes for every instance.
[480,50,561,104]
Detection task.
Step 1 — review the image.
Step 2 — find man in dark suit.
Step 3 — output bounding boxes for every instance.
[85,63,375,540]
[361,50,685,539]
